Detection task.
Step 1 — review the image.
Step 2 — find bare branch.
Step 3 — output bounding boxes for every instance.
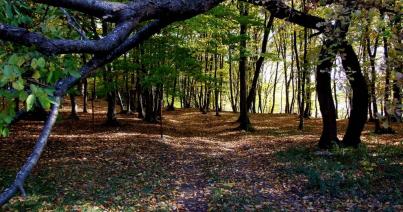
[61,8,88,39]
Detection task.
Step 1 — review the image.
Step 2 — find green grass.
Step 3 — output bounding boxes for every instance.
[276,143,403,204]
[0,164,175,211]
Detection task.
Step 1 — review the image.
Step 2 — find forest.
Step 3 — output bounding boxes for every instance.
[0,0,402,210]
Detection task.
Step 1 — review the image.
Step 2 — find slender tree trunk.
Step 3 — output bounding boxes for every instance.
[117,91,125,113]
[246,14,274,111]
[271,61,279,114]
[333,70,339,119]
[383,27,390,116]
[293,29,303,129]
[82,78,88,113]
[167,77,177,111]
[367,35,382,132]
[214,53,220,116]
[69,93,79,120]
[229,46,237,112]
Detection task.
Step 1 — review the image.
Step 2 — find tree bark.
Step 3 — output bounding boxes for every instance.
[316,40,339,148]
[238,3,252,130]
[340,42,368,147]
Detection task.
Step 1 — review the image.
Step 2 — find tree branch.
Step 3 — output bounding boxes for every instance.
[33,0,128,22]
[0,20,136,55]
[242,0,327,31]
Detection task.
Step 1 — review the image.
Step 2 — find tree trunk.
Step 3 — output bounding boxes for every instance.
[367,36,382,132]
[82,78,88,113]
[238,3,252,130]
[340,42,368,147]
[316,40,339,148]
[229,46,237,112]
[214,53,220,116]
[69,93,79,120]
[271,61,279,114]
[246,14,274,111]
[105,66,118,125]
[333,70,339,119]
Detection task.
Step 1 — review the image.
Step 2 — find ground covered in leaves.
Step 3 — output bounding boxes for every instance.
[1,102,402,211]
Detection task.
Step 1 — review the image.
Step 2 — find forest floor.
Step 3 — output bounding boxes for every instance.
[0,101,402,211]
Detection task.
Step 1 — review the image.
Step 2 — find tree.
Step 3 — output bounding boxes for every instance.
[237,2,252,130]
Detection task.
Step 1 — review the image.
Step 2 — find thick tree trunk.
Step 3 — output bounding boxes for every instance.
[316,40,339,148]
[238,3,252,130]
[340,43,368,147]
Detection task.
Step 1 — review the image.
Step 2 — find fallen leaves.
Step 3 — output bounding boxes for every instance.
[0,103,402,211]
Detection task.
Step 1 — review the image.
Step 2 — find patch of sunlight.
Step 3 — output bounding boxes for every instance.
[166,119,181,124]
[51,132,143,139]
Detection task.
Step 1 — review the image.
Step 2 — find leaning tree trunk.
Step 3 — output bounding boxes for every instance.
[246,14,274,111]
[0,97,61,205]
[340,42,368,147]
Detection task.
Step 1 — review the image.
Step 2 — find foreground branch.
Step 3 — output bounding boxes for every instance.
[0,20,136,55]
[0,97,61,205]
[0,19,168,206]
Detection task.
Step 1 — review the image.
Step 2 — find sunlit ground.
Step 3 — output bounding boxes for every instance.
[0,100,402,211]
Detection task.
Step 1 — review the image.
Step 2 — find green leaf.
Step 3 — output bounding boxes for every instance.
[26,94,36,111]
[1,127,9,137]
[31,58,38,69]
[46,71,53,83]
[8,54,25,67]
[32,70,41,79]
[69,70,81,78]
[5,2,13,19]
[37,57,46,68]
[30,84,39,94]
[38,95,51,109]
[3,65,15,78]
[18,91,28,101]
[4,116,13,125]
[12,78,24,90]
